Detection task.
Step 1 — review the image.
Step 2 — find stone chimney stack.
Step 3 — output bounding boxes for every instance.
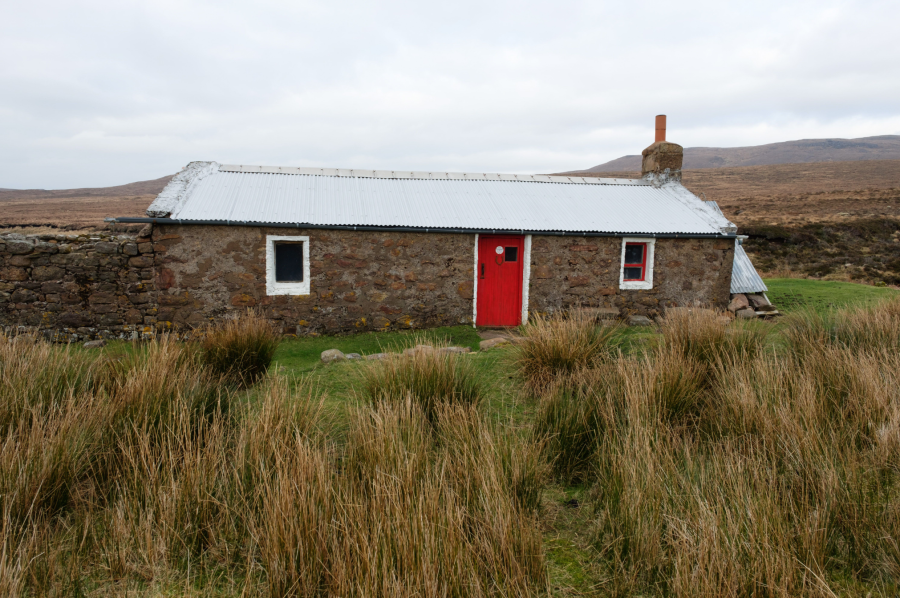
[641,114,684,181]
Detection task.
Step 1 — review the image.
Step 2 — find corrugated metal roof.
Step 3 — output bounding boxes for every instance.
[731,243,768,294]
[704,202,767,294]
[148,161,737,236]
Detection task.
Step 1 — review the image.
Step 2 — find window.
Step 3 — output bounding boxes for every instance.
[504,246,518,262]
[275,243,304,282]
[619,237,655,290]
[623,243,646,281]
[266,235,310,295]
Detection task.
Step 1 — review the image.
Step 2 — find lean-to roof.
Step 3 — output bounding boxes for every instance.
[704,201,767,294]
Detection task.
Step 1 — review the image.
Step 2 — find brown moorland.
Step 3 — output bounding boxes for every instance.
[564,159,900,226]
[0,174,172,231]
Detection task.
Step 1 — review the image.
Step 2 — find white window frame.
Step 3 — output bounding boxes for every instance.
[619,237,655,290]
[266,235,310,295]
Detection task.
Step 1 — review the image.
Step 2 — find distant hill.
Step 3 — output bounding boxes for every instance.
[551,159,900,227]
[574,135,900,173]
[0,175,173,231]
[0,175,173,200]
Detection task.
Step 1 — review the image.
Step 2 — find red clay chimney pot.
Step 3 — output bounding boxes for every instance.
[655,115,666,143]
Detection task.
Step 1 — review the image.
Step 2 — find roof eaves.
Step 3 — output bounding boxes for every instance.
[111,216,737,238]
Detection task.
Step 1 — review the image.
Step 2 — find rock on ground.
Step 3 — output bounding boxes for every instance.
[345,353,362,360]
[403,344,435,357]
[321,349,346,363]
[479,337,510,350]
[747,294,771,308]
[628,315,653,326]
[437,346,471,354]
[83,339,107,349]
[727,293,750,312]
[736,308,758,319]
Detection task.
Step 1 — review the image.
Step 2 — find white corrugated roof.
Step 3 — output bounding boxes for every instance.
[704,202,767,294]
[731,243,768,294]
[147,161,737,236]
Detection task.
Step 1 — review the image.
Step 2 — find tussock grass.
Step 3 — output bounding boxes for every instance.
[360,346,483,422]
[6,295,900,595]
[201,310,279,386]
[515,310,622,393]
[783,295,900,355]
[0,333,546,596]
[658,307,769,367]
[532,301,900,596]
[0,336,101,427]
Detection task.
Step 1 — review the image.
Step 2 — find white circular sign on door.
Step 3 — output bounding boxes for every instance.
[495,245,503,255]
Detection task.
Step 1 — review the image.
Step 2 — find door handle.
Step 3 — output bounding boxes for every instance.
[480,264,485,279]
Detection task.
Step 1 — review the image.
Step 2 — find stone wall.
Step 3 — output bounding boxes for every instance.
[152,225,477,335]
[0,230,159,341]
[1,225,735,339]
[529,236,734,317]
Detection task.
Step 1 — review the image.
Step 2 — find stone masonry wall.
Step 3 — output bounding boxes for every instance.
[152,225,477,335]
[528,236,734,317]
[0,231,158,341]
[1,226,735,339]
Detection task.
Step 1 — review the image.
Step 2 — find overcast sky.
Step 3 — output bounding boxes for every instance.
[1,0,898,189]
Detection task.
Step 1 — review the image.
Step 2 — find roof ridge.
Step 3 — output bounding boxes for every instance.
[216,164,649,186]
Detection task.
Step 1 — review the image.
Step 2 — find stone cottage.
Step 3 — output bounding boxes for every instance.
[1,118,762,339]
[109,119,743,334]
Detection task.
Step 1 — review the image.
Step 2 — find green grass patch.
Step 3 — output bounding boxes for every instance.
[543,485,602,596]
[270,328,523,441]
[272,325,482,373]
[765,278,899,314]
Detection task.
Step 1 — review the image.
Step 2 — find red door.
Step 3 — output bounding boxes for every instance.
[476,235,525,326]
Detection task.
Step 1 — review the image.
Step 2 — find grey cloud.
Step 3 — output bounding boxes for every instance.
[1,0,898,188]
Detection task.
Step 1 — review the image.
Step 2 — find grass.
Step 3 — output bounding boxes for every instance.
[360,347,484,423]
[6,279,900,596]
[273,325,482,373]
[766,277,899,313]
[0,330,546,596]
[531,300,900,597]
[201,310,279,386]
[514,311,623,394]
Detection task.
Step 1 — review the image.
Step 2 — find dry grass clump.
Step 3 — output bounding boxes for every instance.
[329,401,546,596]
[0,336,101,426]
[360,348,483,422]
[201,310,279,386]
[783,295,900,355]
[515,310,622,393]
[657,307,769,368]
[533,300,900,595]
[0,335,546,596]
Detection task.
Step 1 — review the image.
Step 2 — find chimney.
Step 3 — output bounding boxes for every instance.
[641,114,683,181]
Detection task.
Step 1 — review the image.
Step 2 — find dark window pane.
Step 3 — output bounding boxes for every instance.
[624,243,644,265]
[504,246,518,262]
[623,266,643,281]
[275,242,304,282]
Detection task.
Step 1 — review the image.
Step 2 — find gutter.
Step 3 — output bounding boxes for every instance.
[107,217,737,239]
